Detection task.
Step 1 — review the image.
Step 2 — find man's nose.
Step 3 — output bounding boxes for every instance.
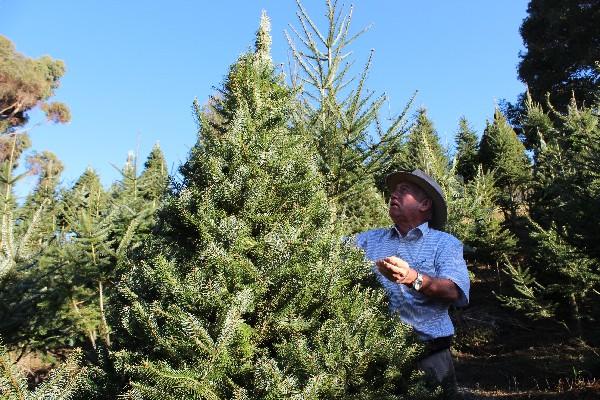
[392,187,406,196]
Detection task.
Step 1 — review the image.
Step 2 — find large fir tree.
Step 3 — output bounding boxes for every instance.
[517,0,600,112]
[504,0,600,147]
[106,14,436,399]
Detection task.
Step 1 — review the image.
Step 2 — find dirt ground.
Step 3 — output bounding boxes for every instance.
[452,263,600,400]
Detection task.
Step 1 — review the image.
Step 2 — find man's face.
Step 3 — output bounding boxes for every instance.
[388,181,431,224]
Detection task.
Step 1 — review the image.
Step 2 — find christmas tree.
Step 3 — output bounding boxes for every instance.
[499,94,600,335]
[479,109,530,222]
[107,13,437,399]
[454,117,479,183]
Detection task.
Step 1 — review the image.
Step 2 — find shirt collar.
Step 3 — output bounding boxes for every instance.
[391,221,430,240]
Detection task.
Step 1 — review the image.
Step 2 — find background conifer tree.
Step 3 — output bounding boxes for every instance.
[498,221,598,337]
[0,138,86,399]
[499,95,600,334]
[403,109,449,178]
[16,151,64,246]
[57,168,114,349]
[454,117,479,183]
[503,0,600,147]
[526,96,600,256]
[286,0,414,233]
[459,167,517,263]
[0,344,87,399]
[48,147,168,353]
[0,138,67,351]
[107,14,436,399]
[517,0,600,112]
[137,144,168,208]
[479,109,531,223]
[22,151,64,210]
[110,146,168,256]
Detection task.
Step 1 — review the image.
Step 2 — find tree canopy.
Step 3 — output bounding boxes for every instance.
[0,35,70,134]
[508,0,600,146]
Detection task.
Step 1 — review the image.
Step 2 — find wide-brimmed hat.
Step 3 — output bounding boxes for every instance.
[385,169,447,230]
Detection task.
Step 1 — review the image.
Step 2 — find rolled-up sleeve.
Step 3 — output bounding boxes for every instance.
[435,237,470,307]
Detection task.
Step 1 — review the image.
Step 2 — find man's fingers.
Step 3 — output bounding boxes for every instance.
[383,256,397,265]
[385,256,403,264]
[377,262,395,274]
[384,256,408,269]
[377,263,396,280]
[376,259,409,284]
[382,260,403,274]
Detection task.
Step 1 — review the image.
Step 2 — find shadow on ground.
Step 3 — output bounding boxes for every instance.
[451,263,600,399]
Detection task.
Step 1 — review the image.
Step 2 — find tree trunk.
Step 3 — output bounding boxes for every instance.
[99,280,111,347]
[569,292,582,338]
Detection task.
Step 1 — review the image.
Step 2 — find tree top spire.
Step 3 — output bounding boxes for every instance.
[254,10,272,64]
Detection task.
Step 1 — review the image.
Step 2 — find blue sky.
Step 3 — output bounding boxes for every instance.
[1,1,528,196]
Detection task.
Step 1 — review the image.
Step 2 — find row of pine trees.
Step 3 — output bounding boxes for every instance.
[1,1,599,398]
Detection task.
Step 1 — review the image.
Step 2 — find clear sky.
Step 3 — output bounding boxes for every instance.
[1,0,528,196]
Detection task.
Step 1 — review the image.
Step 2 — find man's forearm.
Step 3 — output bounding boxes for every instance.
[419,274,460,302]
[376,257,462,302]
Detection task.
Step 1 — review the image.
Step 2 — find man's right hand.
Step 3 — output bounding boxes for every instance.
[376,256,417,285]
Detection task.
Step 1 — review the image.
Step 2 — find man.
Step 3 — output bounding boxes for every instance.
[355,169,470,393]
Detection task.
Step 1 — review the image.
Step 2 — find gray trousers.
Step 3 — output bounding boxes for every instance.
[418,348,458,397]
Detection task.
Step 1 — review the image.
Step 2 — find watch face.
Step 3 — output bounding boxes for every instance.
[413,273,423,291]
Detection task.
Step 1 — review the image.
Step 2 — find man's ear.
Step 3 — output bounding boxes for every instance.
[419,198,432,212]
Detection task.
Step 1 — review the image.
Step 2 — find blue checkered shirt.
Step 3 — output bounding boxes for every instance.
[355,222,470,340]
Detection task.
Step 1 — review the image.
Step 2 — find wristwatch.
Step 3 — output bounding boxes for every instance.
[412,272,424,291]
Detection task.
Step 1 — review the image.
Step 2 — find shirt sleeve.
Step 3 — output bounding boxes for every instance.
[353,231,368,250]
[435,236,470,307]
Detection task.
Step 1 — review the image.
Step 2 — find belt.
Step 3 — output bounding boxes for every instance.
[422,335,453,357]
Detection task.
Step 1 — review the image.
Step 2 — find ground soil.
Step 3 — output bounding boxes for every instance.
[452,263,600,399]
